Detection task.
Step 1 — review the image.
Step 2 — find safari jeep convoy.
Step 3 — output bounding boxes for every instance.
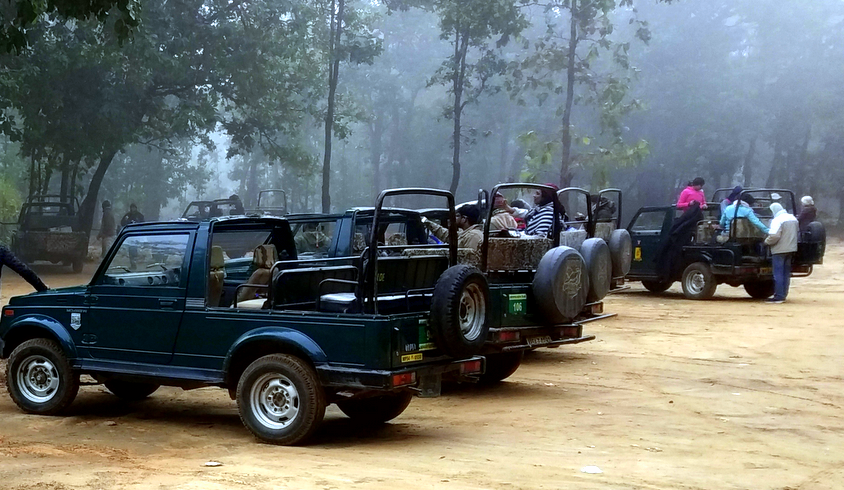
[0,189,487,445]
[625,189,825,299]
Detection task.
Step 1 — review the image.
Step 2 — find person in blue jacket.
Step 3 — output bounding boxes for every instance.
[720,193,769,235]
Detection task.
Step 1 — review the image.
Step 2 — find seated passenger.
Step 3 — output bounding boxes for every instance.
[490,192,518,231]
[720,193,769,235]
[593,196,616,221]
[295,223,330,255]
[504,184,565,237]
[422,203,483,254]
[720,186,743,216]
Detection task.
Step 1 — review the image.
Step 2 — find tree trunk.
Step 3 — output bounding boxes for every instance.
[559,0,579,188]
[322,0,345,213]
[28,155,36,198]
[766,133,785,188]
[742,135,757,187]
[450,28,469,195]
[78,149,119,236]
[59,158,70,202]
[369,108,384,197]
[70,162,78,206]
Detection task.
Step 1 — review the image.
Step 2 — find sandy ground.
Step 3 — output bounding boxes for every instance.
[1,242,843,490]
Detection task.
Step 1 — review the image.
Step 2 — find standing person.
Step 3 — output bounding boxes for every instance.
[121,204,145,269]
[677,177,708,211]
[720,186,742,215]
[0,244,49,296]
[96,200,116,258]
[422,203,484,254]
[797,196,817,231]
[229,194,245,215]
[490,193,518,231]
[764,202,799,304]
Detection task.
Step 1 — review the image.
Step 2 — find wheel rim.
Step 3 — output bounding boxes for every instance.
[458,283,486,341]
[16,354,60,404]
[250,373,300,430]
[686,270,706,295]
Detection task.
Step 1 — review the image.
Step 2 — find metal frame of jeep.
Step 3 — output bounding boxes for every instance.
[0,188,484,445]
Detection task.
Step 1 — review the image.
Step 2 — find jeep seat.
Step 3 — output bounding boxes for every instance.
[486,237,553,271]
[236,244,278,304]
[207,246,226,307]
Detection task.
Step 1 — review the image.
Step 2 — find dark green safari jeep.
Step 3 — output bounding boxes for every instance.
[0,188,485,445]
[625,188,825,299]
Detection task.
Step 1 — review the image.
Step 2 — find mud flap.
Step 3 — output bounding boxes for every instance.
[417,373,442,398]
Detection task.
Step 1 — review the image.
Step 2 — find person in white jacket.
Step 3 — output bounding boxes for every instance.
[763,202,799,303]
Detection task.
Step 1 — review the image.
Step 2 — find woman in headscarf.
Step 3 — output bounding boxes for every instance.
[797,196,817,231]
[720,186,743,215]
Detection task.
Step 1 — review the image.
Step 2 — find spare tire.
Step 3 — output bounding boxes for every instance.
[579,238,612,302]
[430,265,490,358]
[533,246,589,324]
[608,229,633,278]
[807,221,826,262]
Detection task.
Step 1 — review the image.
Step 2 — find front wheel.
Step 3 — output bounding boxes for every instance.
[236,354,326,445]
[336,391,413,424]
[6,338,79,415]
[681,262,717,300]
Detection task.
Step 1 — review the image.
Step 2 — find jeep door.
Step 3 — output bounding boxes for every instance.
[83,232,193,364]
[627,208,672,279]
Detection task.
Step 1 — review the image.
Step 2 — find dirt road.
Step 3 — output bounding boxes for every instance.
[1,244,843,490]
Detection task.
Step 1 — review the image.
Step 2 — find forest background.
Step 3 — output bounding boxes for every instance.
[0,0,841,235]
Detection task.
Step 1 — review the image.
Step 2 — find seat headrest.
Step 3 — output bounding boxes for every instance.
[252,244,278,269]
[210,246,225,269]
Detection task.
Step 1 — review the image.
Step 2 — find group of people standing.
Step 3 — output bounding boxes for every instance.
[675,177,818,304]
[96,201,145,257]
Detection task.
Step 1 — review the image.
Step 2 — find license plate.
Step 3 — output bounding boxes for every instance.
[759,267,772,274]
[526,335,552,347]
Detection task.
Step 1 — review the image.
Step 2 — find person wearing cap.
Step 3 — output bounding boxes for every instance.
[797,196,817,231]
[490,193,517,231]
[677,177,708,211]
[719,193,769,235]
[421,203,484,254]
[764,202,799,304]
[0,244,49,296]
[96,200,117,258]
[503,184,564,237]
[720,185,743,215]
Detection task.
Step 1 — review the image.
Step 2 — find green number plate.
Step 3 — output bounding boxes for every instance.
[508,294,527,315]
[418,320,436,351]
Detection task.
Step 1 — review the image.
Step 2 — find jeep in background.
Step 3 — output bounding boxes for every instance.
[11,195,88,273]
[625,188,825,299]
[0,188,485,445]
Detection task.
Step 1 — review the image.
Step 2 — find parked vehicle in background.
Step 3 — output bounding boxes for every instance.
[625,189,825,299]
[0,188,484,445]
[10,195,88,273]
[252,189,288,216]
[181,198,242,219]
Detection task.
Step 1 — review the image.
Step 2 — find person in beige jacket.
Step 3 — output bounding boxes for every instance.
[764,202,799,303]
[422,203,483,254]
[490,193,518,231]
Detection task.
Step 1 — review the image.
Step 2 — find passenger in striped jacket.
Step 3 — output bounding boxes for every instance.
[504,184,566,237]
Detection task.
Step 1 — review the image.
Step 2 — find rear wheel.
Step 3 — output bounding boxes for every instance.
[479,351,524,384]
[104,380,160,400]
[744,281,775,299]
[642,280,672,293]
[237,354,325,445]
[681,262,717,300]
[336,391,413,424]
[6,338,79,415]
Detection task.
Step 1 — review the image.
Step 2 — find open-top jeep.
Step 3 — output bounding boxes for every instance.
[625,188,825,299]
[10,195,89,273]
[0,188,485,445]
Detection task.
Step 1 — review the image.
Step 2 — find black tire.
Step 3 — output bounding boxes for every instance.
[430,265,490,358]
[533,246,589,324]
[608,229,633,278]
[744,281,775,299]
[104,380,160,400]
[236,354,326,445]
[479,351,524,384]
[336,391,413,424]
[72,260,84,273]
[642,280,672,293]
[579,238,612,302]
[681,262,717,300]
[806,221,826,262]
[6,338,79,415]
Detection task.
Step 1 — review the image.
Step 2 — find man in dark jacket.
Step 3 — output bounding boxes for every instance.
[120,203,145,227]
[1,244,49,296]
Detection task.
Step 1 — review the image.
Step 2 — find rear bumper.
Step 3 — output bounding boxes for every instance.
[487,322,596,353]
[316,356,485,392]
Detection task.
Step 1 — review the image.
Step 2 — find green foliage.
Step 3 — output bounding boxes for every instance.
[517,131,558,182]
[0,176,22,243]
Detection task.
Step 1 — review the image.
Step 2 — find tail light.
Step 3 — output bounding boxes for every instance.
[392,372,417,387]
[459,359,482,375]
[496,331,520,342]
[3,309,13,317]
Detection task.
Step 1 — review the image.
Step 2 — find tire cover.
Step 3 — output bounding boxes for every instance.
[579,238,612,302]
[808,221,826,249]
[533,246,589,324]
[608,229,632,278]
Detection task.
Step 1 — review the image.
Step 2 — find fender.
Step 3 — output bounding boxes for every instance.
[2,314,78,359]
[223,326,329,374]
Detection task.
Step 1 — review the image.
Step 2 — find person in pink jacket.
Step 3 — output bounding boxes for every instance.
[677,177,708,210]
